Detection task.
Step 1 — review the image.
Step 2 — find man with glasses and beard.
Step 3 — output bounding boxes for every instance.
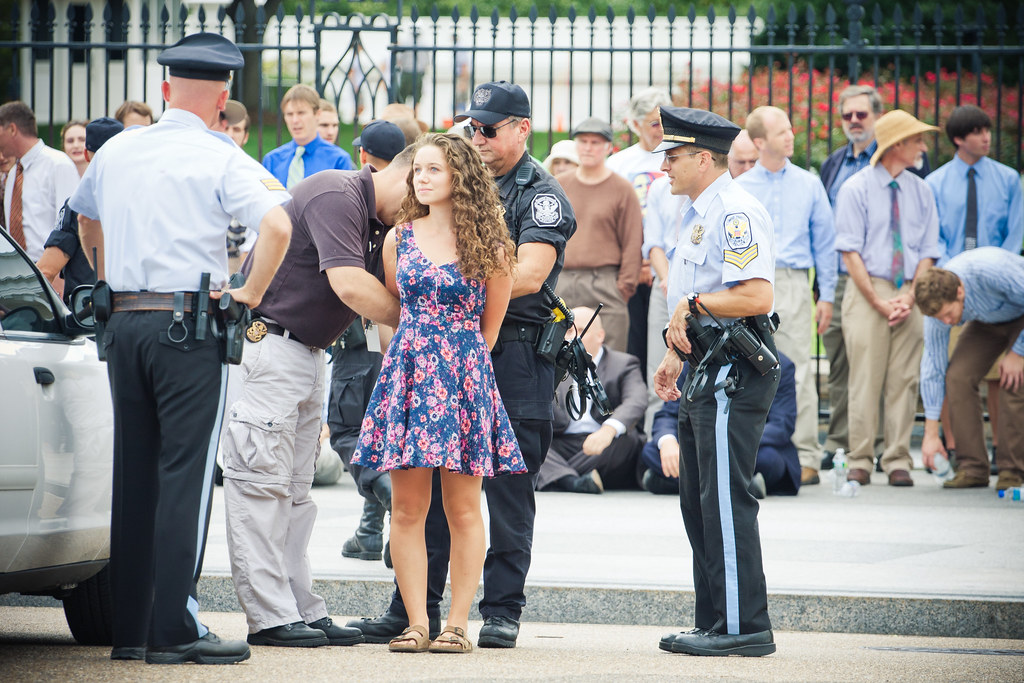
[346,81,576,649]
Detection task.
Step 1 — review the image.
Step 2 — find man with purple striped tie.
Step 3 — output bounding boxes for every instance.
[834,110,941,488]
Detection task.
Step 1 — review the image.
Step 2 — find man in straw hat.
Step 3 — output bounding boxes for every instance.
[833,109,940,487]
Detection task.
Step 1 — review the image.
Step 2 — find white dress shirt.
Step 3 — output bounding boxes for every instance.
[3,139,80,259]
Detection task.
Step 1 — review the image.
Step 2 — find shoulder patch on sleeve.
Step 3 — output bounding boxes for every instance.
[531,193,562,226]
[724,244,759,269]
[261,178,286,192]
[723,212,752,250]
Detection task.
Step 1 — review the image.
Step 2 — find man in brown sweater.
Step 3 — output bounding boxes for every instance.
[555,117,644,351]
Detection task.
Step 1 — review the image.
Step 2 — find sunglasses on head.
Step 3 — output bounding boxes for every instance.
[463,119,516,139]
[841,111,870,122]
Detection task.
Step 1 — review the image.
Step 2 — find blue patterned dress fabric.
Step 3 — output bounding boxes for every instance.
[352,224,525,477]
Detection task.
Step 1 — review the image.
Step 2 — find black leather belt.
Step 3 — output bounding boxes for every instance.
[497,323,542,346]
[246,318,311,347]
[111,291,212,314]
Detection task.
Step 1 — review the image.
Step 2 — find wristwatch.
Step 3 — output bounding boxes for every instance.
[686,292,701,316]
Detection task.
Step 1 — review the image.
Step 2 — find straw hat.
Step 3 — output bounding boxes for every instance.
[870,109,939,166]
[542,139,580,172]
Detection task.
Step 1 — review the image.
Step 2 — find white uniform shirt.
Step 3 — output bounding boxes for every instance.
[3,139,80,259]
[666,171,776,325]
[70,108,291,292]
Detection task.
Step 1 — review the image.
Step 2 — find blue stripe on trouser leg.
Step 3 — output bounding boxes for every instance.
[713,363,740,635]
[188,362,228,638]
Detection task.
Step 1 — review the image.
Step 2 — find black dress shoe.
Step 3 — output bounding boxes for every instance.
[306,617,363,646]
[145,632,251,665]
[669,629,775,657]
[477,615,519,648]
[110,646,145,660]
[344,611,441,644]
[820,450,835,471]
[247,622,328,647]
[642,469,679,495]
[658,628,706,652]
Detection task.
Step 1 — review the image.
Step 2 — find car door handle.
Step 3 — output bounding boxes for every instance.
[34,367,55,385]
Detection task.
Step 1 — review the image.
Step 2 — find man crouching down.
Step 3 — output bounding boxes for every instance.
[221,147,412,647]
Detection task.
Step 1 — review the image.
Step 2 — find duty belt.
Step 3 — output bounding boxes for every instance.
[497,323,542,346]
[111,291,213,315]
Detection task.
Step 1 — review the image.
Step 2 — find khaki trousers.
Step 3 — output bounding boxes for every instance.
[556,265,629,352]
[948,316,1024,479]
[772,267,822,470]
[842,277,922,473]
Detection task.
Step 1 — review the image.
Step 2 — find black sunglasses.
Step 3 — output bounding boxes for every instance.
[463,119,516,139]
[841,111,870,122]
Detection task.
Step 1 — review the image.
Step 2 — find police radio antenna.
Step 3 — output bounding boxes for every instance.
[575,303,604,339]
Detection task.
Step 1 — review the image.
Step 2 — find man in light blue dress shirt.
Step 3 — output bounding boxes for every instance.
[925,105,1023,475]
[834,110,940,487]
[738,106,836,487]
[915,248,1024,492]
[262,85,354,188]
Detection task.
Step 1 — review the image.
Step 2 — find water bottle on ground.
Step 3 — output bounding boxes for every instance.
[932,452,954,484]
[998,487,1023,501]
[832,448,848,494]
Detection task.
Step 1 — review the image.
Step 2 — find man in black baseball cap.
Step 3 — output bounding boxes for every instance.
[353,119,407,168]
[454,80,531,125]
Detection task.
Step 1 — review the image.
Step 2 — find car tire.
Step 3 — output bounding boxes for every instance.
[62,565,114,645]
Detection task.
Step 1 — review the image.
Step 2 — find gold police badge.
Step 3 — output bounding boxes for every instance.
[690,224,705,244]
[245,319,268,343]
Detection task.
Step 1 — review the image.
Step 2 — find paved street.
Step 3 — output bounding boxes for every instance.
[2,606,1022,682]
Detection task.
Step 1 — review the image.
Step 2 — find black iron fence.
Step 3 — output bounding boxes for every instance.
[1,1,1022,168]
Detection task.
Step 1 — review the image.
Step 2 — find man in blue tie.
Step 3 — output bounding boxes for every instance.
[834,110,940,487]
[262,85,353,188]
[925,105,1024,475]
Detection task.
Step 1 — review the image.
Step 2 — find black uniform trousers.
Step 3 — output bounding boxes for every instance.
[677,335,778,636]
[104,310,226,648]
[387,338,555,621]
[327,341,386,500]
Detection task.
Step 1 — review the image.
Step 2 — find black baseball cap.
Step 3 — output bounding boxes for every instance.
[353,120,406,162]
[85,117,124,152]
[654,106,741,155]
[157,32,244,81]
[454,81,531,125]
[571,116,613,141]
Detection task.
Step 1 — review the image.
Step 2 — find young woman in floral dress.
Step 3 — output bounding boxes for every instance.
[351,133,524,653]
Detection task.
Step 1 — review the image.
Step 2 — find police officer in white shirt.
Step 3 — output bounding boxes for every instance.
[68,32,292,666]
[652,106,779,658]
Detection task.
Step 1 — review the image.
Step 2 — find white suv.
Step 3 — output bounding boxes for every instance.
[0,231,113,644]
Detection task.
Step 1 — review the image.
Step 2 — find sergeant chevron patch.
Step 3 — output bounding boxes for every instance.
[724,244,758,269]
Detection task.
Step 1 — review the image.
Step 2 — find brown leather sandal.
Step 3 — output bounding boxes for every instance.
[428,625,473,653]
[388,625,430,653]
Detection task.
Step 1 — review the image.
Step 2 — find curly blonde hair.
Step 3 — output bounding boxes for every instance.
[395,133,516,282]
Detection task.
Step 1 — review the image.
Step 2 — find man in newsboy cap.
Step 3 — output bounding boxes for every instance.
[652,105,780,657]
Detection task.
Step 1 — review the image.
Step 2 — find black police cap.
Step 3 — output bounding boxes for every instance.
[654,106,741,155]
[454,81,531,125]
[157,32,244,81]
[353,120,406,162]
[85,117,124,152]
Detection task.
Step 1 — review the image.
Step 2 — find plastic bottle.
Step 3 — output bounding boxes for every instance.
[832,448,848,494]
[998,487,1023,501]
[932,452,954,483]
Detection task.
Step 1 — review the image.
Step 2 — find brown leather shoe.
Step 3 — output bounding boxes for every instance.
[846,468,870,485]
[800,467,820,485]
[887,469,914,487]
[942,471,989,489]
[995,471,1022,491]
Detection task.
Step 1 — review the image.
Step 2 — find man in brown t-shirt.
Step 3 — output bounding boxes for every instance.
[555,117,644,352]
[221,149,411,648]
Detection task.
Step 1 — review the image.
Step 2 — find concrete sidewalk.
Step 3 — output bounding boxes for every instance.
[199,462,1024,639]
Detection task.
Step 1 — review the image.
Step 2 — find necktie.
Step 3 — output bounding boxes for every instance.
[964,166,978,251]
[889,180,903,289]
[0,171,6,228]
[286,145,305,189]
[8,161,26,250]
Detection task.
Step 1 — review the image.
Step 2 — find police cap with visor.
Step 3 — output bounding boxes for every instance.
[157,32,244,81]
[654,106,741,155]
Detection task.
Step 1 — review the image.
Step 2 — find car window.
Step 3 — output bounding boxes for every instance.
[0,237,61,334]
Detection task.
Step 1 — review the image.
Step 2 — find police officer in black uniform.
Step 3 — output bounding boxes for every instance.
[347,81,576,648]
[68,33,293,665]
[651,107,779,657]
